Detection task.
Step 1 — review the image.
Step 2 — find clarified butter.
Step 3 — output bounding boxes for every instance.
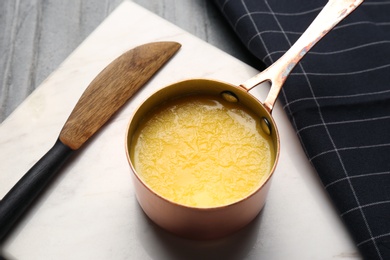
[130,95,274,208]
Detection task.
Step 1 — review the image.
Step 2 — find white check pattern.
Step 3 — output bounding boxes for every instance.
[214,0,390,259]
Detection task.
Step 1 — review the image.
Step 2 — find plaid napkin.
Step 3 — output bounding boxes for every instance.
[213,0,390,259]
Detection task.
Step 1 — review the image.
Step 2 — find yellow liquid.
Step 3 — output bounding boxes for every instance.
[131,95,274,208]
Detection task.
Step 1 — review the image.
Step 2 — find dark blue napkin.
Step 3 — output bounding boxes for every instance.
[213,0,390,259]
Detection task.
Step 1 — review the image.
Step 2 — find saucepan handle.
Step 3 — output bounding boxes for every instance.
[239,0,364,113]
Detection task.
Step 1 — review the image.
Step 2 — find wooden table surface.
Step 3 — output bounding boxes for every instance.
[0,0,260,123]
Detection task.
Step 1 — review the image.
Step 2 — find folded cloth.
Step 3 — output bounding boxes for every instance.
[213,0,390,259]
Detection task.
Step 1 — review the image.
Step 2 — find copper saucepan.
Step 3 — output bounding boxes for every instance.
[125,0,363,239]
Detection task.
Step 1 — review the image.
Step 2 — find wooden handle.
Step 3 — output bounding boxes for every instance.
[0,139,73,241]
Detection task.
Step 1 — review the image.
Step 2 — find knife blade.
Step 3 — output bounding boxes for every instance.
[0,41,181,241]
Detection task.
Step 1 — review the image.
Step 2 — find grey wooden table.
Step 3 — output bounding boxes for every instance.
[0,0,260,123]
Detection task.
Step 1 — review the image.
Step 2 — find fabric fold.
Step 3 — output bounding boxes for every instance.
[213,1,390,259]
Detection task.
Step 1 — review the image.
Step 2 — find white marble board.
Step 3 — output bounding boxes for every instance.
[0,1,360,259]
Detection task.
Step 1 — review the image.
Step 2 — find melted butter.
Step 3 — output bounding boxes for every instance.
[131,95,274,208]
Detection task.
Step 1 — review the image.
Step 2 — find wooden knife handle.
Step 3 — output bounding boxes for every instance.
[0,139,73,241]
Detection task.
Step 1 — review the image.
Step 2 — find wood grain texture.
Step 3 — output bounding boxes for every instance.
[59,41,181,150]
[0,0,259,123]
[0,40,180,242]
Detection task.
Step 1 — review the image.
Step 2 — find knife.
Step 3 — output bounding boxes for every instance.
[0,41,181,241]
